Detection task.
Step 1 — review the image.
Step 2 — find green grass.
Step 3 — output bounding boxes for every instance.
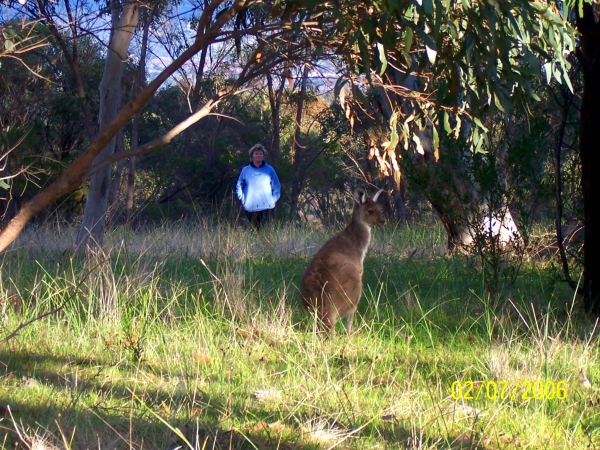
[0,220,598,449]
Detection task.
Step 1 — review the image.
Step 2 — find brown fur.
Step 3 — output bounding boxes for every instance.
[300,187,385,335]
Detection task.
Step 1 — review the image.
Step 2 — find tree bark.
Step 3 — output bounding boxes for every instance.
[576,4,600,313]
[75,0,140,251]
[107,128,126,211]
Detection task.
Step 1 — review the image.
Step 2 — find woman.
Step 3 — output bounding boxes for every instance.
[236,144,281,228]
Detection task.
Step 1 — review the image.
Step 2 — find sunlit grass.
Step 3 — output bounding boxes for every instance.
[0,220,598,449]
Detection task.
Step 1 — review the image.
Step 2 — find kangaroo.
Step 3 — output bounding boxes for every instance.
[300,187,385,335]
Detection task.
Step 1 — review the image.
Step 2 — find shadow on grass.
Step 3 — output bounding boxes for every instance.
[0,347,498,450]
[0,349,318,449]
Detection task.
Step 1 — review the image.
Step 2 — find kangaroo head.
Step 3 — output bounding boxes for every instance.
[352,187,386,227]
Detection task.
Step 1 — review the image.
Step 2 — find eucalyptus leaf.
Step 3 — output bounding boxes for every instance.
[357,33,371,82]
[473,116,488,133]
[415,27,436,52]
[443,111,451,133]
[402,121,410,150]
[543,62,552,84]
[563,70,574,93]
[432,123,439,153]
[494,93,505,112]
[388,111,399,152]
[377,42,388,75]
[3,28,16,38]
[334,77,348,103]
[426,45,437,64]
[404,27,413,52]
[454,115,461,139]
[434,0,443,40]
[552,64,562,84]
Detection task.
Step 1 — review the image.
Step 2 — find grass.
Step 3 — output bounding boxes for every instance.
[0,219,599,449]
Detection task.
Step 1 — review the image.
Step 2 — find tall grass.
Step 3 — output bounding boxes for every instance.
[0,220,598,449]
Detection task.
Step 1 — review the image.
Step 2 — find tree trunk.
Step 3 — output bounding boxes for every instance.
[107,128,125,210]
[576,4,600,313]
[289,65,309,217]
[126,157,135,219]
[75,0,140,250]
[266,70,286,163]
[125,3,159,220]
[182,46,208,159]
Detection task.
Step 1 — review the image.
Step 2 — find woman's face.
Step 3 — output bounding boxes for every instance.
[252,150,264,166]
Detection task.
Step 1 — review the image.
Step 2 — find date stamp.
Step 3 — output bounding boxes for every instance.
[451,380,567,401]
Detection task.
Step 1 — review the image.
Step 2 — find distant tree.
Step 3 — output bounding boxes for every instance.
[1,19,54,220]
[107,0,162,223]
[25,0,98,140]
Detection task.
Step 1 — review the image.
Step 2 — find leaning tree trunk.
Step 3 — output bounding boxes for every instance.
[75,0,139,251]
[576,3,600,313]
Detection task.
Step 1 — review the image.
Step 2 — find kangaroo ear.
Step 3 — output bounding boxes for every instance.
[371,189,383,202]
[353,187,366,203]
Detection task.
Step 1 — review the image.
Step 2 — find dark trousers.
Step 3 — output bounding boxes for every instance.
[245,209,271,229]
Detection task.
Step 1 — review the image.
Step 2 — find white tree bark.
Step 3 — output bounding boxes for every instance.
[76,0,140,250]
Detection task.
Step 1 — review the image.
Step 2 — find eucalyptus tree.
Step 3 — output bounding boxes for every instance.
[74,0,140,249]
[1,21,47,197]
[321,0,572,240]
[107,0,163,222]
[20,0,102,141]
[296,0,593,298]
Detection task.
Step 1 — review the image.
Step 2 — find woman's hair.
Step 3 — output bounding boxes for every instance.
[249,143,266,157]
